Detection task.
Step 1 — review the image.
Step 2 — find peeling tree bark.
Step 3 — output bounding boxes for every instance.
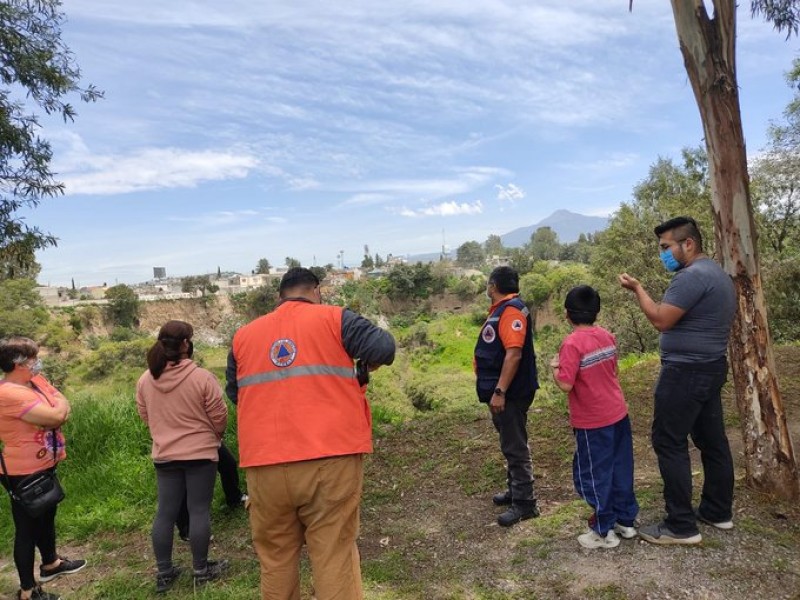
[669,0,799,499]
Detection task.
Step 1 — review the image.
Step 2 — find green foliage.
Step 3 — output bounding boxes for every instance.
[558,232,595,263]
[104,284,140,328]
[78,338,151,381]
[455,240,485,268]
[763,258,800,342]
[230,280,280,320]
[285,256,301,268]
[519,262,590,315]
[520,272,550,307]
[40,318,77,352]
[255,258,271,274]
[331,278,387,314]
[181,274,219,296]
[385,263,446,301]
[309,265,327,281]
[527,227,560,261]
[751,151,800,260]
[0,0,101,277]
[483,234,504,257]
[41,353,72,389]
[0,277,49,338]
[452,277,480,301]
[590,148,715,353]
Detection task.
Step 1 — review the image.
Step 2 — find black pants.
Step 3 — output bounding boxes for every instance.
[175,443,242,537]
[153,460,217,573]
[1,472,59,591]
[652,358,734,534]
[491,393,536,504]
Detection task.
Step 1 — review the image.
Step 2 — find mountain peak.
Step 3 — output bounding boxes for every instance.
[500,210,609,247]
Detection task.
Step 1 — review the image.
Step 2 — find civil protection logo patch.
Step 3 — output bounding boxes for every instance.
[270,338,297,367]
[511,319,523,331]
[482,324,496,343]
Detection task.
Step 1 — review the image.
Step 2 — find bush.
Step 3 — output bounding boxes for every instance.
[80,338,152,381]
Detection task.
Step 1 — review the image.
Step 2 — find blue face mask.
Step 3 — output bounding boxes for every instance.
[659,248,682,272]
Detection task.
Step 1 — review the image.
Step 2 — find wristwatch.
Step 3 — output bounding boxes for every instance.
[494,387,505,397]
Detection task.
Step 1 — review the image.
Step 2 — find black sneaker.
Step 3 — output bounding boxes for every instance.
[193,559,229,586]
[497,502,540,527]
[156,566,183,594]
[492,490,512,506]
[17,586,61,600]
[39,557,87,583]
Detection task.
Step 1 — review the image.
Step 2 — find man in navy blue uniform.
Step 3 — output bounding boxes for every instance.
[475,266,540,527]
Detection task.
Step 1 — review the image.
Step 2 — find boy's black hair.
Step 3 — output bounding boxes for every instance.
[564,285,600,325]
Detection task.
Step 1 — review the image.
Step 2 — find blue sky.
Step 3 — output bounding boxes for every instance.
[24,1,799,287]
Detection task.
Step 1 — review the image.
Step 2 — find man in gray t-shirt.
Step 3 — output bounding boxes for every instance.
[660,257,736,363]
[619,216,735,546]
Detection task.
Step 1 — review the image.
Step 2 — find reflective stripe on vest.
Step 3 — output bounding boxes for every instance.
[238,364,355,387]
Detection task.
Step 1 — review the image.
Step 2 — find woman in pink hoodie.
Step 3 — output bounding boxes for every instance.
[136,320,228,593]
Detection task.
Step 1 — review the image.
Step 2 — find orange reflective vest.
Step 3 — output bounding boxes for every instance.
[233,300,372,467]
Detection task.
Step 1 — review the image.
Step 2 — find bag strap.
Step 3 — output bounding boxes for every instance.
[0,448,17,496]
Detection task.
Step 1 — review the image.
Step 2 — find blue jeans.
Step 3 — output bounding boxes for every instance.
[652,358,733,534]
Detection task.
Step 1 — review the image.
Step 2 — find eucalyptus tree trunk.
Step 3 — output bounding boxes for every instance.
[669,0,799,499]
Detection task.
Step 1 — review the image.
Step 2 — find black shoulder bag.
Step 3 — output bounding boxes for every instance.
[0,430,65,518]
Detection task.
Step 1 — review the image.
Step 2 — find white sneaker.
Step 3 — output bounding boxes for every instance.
[697,512,733,530]
[578,529,620,549]
[614,523,638,539]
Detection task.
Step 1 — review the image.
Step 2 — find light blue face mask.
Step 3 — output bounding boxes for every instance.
[659,248,682,272]
[21,358,43,376]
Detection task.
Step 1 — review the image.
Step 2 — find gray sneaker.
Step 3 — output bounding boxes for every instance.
[639,522,702,545]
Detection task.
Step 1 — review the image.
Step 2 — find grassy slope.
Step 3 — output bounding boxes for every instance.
[1,317,799,599]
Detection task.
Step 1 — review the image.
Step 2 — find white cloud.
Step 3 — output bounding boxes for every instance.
[558,153,640,171]
[61,147,259,195]
[495,183,525,202]
[395,200,483,217]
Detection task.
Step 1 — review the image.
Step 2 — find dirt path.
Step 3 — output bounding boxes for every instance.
[360,345,800,599]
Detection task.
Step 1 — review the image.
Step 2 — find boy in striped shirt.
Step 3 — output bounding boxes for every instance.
[551,285,639,549]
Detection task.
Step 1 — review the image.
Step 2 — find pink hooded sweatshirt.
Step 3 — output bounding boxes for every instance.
[136,360,228,462]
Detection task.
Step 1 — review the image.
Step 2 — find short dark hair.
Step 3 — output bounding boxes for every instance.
[279,267,319,296]
[564,285,600,325]
[0,337,39,373]
[488,266,519,294]
[654,216,703,252]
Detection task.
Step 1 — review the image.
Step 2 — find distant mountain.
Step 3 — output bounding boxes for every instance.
[500,209,609,247]
[403,209,610,263]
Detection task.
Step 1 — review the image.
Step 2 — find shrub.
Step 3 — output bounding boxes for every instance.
[80,338,152,380]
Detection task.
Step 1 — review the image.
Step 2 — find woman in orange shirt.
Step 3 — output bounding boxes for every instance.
[0,337,86,600]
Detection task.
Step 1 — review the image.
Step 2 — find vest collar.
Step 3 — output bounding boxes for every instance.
[488,293,519,313]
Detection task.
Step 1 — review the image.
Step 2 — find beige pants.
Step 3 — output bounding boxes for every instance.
[246,454,365,600]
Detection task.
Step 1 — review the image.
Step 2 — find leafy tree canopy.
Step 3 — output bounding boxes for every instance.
[255,258,271,274]
[0,277,49,338]
[0,0,101,276]
[104,284,140,328]
[455,240,485,268]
